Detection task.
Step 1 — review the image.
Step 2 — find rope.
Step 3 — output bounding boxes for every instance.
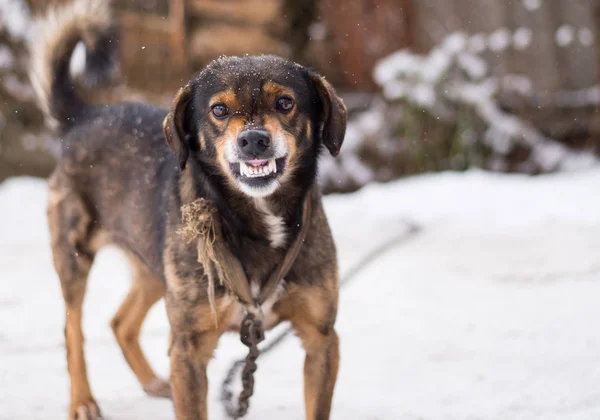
[219,220,422,418]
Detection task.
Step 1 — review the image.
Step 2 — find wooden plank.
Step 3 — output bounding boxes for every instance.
[115,0,170,17]
[188,24,288,67]
[116,0,188,94]
[320,0,412,91]
[555,0,597,90]
[188,0,281,26]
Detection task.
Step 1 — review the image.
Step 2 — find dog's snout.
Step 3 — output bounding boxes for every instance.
[237,130,271,155]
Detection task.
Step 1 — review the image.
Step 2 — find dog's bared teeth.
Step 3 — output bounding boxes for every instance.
[239,162,248,177]
[239,159,278,178]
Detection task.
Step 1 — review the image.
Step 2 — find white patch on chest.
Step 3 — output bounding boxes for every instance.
[253,198,286,248]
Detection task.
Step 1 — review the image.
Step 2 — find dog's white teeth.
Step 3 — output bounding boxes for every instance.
[239,159,276,178]
[240,162,249,177]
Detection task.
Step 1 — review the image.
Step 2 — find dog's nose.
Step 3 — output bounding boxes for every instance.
[237,130,271,155]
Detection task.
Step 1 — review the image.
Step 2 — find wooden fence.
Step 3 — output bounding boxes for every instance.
[408,0,600,143]
[412,0,598,91]
[2,0,600,182]
[112,0,599,94]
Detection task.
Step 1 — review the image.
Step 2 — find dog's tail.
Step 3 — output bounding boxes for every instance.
[29,0,118,131]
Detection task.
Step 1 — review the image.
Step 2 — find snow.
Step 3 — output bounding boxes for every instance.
[523,0,542,12]
[469,33,486,54]
[0,45,14,70]
[556,25,575,47]
[488,27,511,52]
[0,0,31,40]
[513,27,533,50]
[578,27,594,46]
[2,169,600,419]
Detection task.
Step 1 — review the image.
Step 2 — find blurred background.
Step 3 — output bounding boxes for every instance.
[2,0,600,192]
[4,2,600,418]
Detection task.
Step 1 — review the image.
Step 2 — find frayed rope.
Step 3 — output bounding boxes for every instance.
[178,198,222,327]
[177,198,256,328]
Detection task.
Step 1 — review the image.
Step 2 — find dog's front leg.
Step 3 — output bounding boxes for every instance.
[169,329,220,420]
[276,284,340,420]
[165,283,225,420]
[297,322,340,420]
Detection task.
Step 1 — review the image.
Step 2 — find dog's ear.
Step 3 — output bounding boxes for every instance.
[163,85,192,170]
[310,72,347,157]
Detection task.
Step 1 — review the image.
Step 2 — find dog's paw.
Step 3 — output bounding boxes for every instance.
[143,377,172,399]
[69,399,102,420]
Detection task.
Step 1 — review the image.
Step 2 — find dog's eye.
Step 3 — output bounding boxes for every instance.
[211,104,229,119]
[275,96,294,113]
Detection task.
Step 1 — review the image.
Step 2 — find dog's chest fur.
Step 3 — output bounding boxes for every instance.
[219,197,293,329]
[253,198,287,248]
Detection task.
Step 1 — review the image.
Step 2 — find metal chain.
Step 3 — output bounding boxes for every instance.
[220,221,422,418]
[221,312,265,418]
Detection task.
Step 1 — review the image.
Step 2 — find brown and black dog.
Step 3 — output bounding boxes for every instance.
[30,1,346,419]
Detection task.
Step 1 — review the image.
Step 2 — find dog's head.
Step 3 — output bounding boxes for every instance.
[163,55,346,198]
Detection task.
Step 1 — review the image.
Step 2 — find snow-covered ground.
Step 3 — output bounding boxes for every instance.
[2,169,600,420]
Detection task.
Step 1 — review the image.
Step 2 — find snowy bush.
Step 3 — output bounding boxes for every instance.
[319,31,598,193]
[375,31,598,173]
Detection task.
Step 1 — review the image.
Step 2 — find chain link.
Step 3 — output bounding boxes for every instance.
[221,312,265,419]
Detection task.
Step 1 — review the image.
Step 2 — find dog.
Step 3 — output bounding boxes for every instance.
[30,1,346,419]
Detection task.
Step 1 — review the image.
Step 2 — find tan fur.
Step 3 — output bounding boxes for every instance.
[215,116,245,187]
[262,81,297,116]
[179,167,199,204]
[110,254,169,397]
[48,172,100,420]
[263,114,299,181]
[305,120,312,142]
[209,89,240,110]
[275,283,339,420]
[166,274,237,419]
[198,131,207,151]
[65,306,102,420]
[170,328,221,420]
